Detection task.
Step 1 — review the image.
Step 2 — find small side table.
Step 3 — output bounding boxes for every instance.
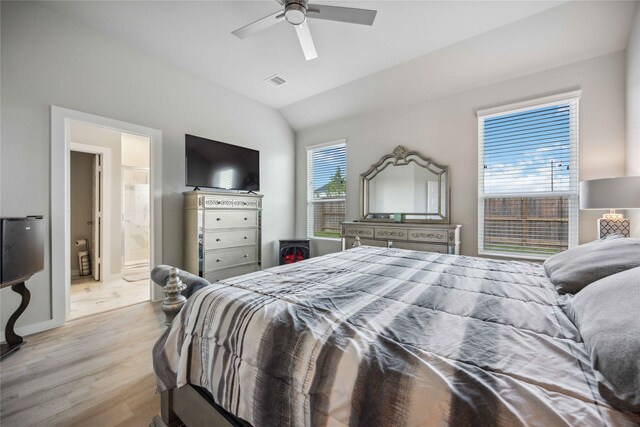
[0,277,32,359]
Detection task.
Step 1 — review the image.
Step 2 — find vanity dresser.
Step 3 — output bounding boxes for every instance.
[342,222,461,254]
[184,191,262,282]
[342,145,461,254]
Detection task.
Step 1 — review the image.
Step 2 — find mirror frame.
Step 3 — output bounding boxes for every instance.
[360,145,451,224]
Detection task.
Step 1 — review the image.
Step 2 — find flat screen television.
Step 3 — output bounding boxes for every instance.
[185,134,260,191]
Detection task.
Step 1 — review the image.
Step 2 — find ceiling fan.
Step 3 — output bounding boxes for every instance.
[231,0,377,61]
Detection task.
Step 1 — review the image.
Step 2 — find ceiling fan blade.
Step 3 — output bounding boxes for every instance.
[294,22,318,61]
[307,4,377,26]
[231,10,284,39]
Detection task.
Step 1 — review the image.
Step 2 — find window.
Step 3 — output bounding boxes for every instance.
[477,91,580,259]
[307,141,346,239]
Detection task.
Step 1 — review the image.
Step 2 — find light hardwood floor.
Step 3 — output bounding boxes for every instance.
[70,272,150,320]
[0,302,165,426]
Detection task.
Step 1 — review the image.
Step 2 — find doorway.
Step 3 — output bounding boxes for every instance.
[51,106,163,327]
[70,150,103,282]
[66,122,152,320]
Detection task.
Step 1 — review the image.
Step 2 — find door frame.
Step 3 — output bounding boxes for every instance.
[69,144,112,283]
[51,106,163,325]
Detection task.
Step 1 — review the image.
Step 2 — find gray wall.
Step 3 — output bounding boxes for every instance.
[1,2,295,332]
[626,8,640,236]
[70,151,94,275]
[295,52,627,257]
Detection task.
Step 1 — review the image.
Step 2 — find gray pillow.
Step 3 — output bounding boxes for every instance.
[562,267,640,413]
[151,265,211,298]
[544,236,640,294]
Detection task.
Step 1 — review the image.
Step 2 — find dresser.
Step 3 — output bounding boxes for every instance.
[342,221,461,254]
[183,191,262,283]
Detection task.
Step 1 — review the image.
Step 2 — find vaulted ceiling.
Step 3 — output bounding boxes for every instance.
[37,1,638,130]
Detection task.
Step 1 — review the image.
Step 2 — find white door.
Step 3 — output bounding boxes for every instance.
[92,154,103,281]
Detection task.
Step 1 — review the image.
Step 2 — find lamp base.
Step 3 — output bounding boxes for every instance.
[598,218,630,238]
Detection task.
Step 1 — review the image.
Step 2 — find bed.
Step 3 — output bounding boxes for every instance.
[152,245,640,426]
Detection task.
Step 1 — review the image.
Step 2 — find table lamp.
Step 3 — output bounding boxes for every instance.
[580,176,640,238]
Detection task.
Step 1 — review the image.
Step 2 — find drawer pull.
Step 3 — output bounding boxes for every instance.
[216,258,222,263]
[243,236,248,240]
[216,218,222,221]
[244,217,248,221]
[243,254,248,258]
[216,238,221,242]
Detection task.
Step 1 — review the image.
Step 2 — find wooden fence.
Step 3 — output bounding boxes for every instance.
[484,197,569,255]
[312,200,345,238]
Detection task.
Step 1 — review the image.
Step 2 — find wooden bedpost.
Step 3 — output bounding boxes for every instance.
[161,268,187,326]
[150,390,181,427]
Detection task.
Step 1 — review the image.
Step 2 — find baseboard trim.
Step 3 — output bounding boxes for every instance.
[0,318,63,344]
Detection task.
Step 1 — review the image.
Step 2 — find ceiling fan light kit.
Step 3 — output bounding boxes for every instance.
[232,0,377,61]
[285,2,307,25]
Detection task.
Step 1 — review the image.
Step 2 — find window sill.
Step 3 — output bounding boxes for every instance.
[308,236,341,242]
[478,250,550,262]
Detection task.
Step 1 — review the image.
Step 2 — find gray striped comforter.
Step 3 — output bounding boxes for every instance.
[153,246,640,426]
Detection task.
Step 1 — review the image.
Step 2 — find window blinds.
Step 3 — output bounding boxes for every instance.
[478,93,579,259]
[307,142,346,239]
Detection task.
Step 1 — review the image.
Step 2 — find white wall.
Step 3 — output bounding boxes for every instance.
[122,133,150,168]
[295,52,627,257]
[626,7,640,236]
[1,2,294,333]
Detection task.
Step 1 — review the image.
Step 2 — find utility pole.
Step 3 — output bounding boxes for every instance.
[551,160,563,191]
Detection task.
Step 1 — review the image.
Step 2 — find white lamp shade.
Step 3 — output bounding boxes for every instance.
[580,176,640,209]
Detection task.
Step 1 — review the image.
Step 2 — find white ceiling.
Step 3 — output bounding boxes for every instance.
[38,0,570,110]
[36,1,638,130]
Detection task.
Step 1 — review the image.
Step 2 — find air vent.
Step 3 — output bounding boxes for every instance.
[264,74,287,87]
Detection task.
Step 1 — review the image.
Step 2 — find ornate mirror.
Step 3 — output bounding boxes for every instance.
[360,145,450,223]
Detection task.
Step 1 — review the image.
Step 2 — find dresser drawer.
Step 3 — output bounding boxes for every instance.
[343,225,374,238]
[204,210,258,229]
[204,246,258,271]
[202,195,235,209]
[391,241,447,253]
[204,264,259,282]
[344,237,386,249]
[201,195,262,210]
[203,229,257,250]
[407,228,449,243]
[374,227,407,240]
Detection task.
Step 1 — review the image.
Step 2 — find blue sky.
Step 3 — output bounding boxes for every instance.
[313,145,347,191]
[484,103,572,194]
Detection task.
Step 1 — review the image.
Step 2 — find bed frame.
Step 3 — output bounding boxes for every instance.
[151,385,241,427]
[152,269,245,427]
